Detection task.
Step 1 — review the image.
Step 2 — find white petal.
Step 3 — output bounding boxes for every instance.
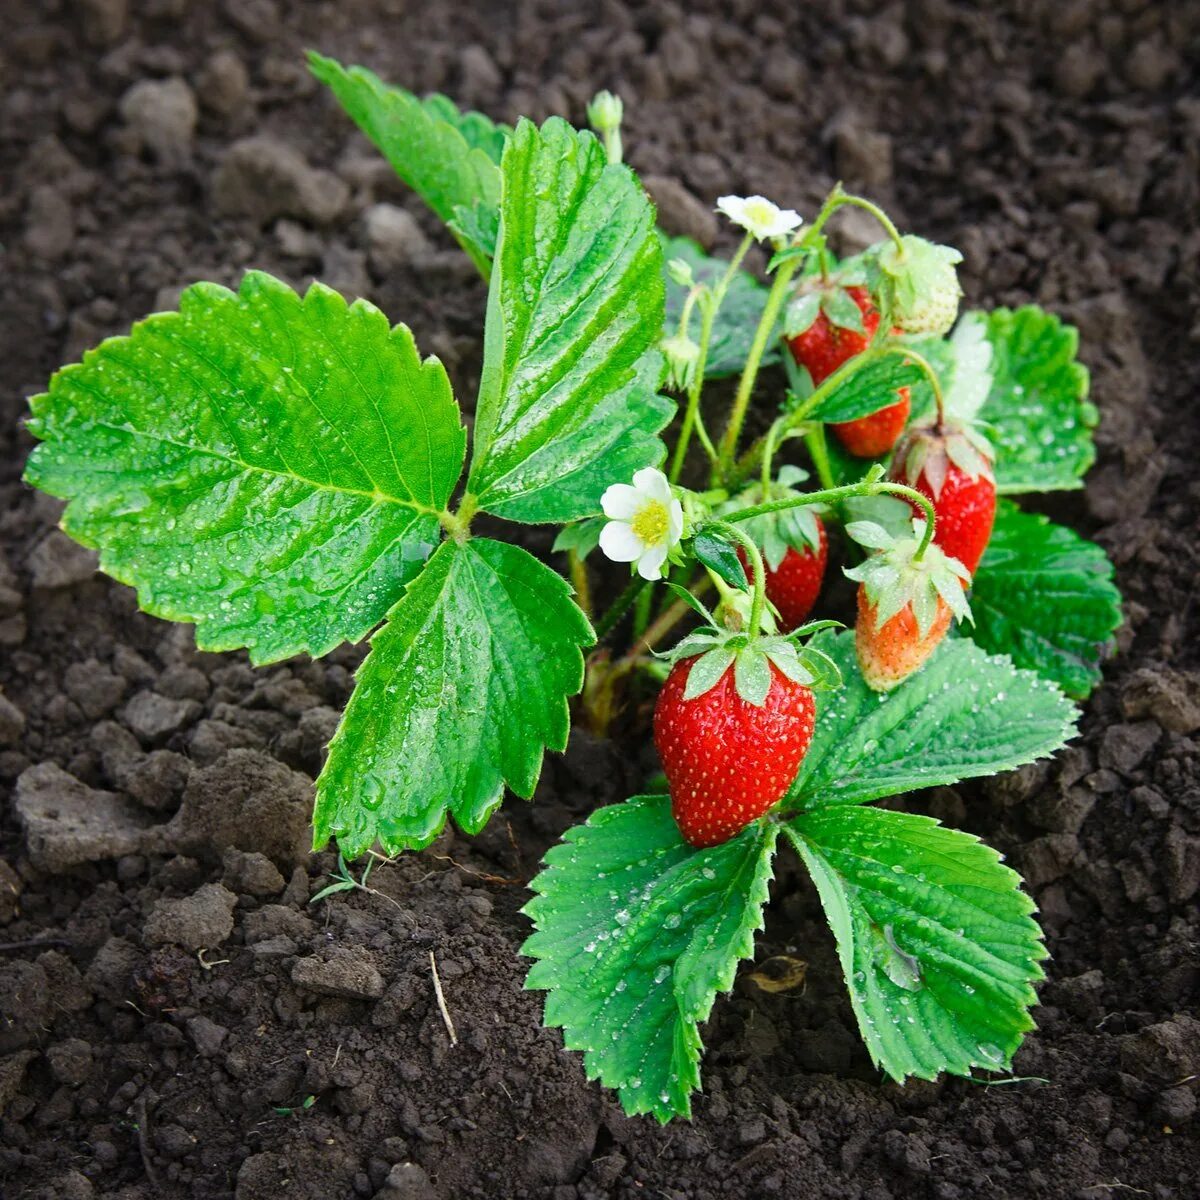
[667,498,684,544]
[631,467,670,503]
[636,544,669,580]
[601,483,643,521]
[599,522,643,563]
[715,195,747,223]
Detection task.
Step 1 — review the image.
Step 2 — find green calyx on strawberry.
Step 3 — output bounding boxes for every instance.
[843,518,972,692]
[873,235,963,335]
[889,418,997,576]
[654,617,841,848]
[785,280,870,343]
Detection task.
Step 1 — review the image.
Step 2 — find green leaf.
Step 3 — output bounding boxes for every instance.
[692,529,748,590]
[971,501,1121,700]
[313,537,593,856]
[976,306,1097,494]
[523,795,777,1122]
[805,352,924,424]
[785,805,1046,1081]
[467,118,673,523]
[661,235,777,379]
[448,198,500,264]
[308,52,506,274]
[786,631,1077,810]
[551,517,606,560]
[25,271,465,665]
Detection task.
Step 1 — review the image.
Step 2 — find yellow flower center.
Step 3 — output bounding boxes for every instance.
[631,500,669,546]
[745,200,774,228]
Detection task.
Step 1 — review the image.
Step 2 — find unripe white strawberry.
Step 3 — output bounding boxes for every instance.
[877,235,963,335]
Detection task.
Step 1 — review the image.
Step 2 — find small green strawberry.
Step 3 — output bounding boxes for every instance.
[874,235,963,335]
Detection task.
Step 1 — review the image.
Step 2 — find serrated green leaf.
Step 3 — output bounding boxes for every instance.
[661,235,777,379]
[806,352,924,424]
[466,118,673,523]
[692,529,748,590]
[25,271,464,665]
[971,501,1121,700]
[523,795,777,1121]
[308,52,506,275]
[976,306,1097,494]
[313,537,593,856]
[786,631,1077,810]
[785,806,1046,1081]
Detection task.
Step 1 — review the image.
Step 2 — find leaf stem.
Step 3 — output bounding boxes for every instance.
[442,493,478,542]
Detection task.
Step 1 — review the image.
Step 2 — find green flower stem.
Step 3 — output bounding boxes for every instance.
[723,470,937,559]
[632,582,654,639]
[804,425,837,491]
[670,233,754,484]
[829,193,906,254]
[715,256,801,480]
[705,519,767,638]
[567,548,592,619]
[601,126,623,166]
[593,575,649,642]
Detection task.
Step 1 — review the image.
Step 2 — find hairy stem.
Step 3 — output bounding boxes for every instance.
[705,519,767,638]
[716,257,800,479]
[670,234,754,483]
[567,549,592,619]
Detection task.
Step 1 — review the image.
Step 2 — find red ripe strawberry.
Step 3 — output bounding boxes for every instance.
[855,590,952,692]
[786,284,910,458]
[787,285,878,385]
[844,518,972,692]
[830,396,911,458]
[736,518,828,631]
[889,420,996,575]
[655,649,816,848]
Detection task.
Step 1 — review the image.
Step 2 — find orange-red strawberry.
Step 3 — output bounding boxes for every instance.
[889,420,996,575]
[855,589,952,692]
[655,653,816,848]
[785,284,910,458]
[736,518,827,631]
[843,517,972,692]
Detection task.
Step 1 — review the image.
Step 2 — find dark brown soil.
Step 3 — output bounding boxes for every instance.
[2,1,1199,1197]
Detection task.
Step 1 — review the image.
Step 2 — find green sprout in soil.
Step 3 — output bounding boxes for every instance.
[23,50,1121,1122]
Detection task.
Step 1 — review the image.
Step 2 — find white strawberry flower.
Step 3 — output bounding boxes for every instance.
[715,195,802,243]
[599,468,684,581]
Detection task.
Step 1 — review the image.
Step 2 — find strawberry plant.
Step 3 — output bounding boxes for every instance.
[23,52,1123,1122]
